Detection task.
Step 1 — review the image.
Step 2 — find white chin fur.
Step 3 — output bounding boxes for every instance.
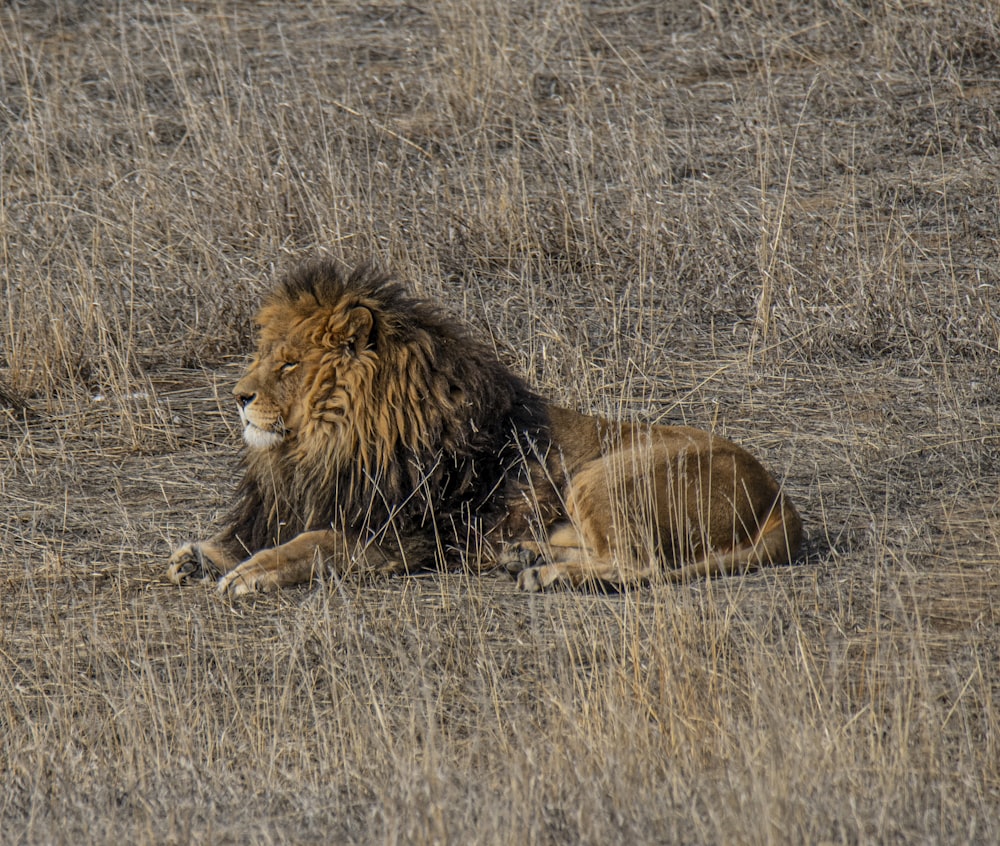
[243,423,284,450]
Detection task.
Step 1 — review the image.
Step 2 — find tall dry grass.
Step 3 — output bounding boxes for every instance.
[2,1,999,843]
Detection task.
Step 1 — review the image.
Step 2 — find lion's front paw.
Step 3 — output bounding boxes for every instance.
[217,548,316,597]
[167,542,224,585]
[216,555,277,597]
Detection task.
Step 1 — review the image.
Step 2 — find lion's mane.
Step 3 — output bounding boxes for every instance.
[220,262,553,565]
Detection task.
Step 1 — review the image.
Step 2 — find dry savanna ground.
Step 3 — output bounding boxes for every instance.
[2,1,999,843]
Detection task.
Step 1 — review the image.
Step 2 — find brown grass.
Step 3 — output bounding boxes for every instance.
[2,1,999,842]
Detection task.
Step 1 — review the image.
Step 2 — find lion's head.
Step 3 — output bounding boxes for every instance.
[226,261,551,553]
[234,270,378,463]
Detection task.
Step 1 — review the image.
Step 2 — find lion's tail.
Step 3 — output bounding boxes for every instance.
[667,493,803,583]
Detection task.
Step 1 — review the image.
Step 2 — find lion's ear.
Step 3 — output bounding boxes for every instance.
[342,306,374,355]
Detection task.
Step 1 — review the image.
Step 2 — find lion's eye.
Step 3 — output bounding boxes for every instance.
[278,361,299,376]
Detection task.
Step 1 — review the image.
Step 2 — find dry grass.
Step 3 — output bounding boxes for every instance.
[2,0,999,842]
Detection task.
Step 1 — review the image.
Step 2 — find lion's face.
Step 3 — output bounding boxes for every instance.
[233,293,375,454]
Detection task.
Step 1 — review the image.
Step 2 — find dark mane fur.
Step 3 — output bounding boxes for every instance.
[220,260,555,568]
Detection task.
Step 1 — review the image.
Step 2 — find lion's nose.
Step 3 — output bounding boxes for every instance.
[236,391,255,409]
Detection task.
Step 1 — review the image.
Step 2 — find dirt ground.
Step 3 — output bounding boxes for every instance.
[2,1,999,843]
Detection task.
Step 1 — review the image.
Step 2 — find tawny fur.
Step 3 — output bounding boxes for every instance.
[167,260,802,595]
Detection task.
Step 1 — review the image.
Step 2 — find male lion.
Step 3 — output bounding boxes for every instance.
[168,261,802,595]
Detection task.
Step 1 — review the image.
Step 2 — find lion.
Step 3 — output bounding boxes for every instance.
[167,260,802,596]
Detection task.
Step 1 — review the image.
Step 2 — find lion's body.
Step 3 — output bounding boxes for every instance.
[168,261,801,595]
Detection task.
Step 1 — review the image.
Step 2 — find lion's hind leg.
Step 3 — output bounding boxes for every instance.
[505,508,789,592]
[504,435,802,593]
[503,449,663,592]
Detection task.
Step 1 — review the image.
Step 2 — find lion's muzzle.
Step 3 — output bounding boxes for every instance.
[239,406,285,450]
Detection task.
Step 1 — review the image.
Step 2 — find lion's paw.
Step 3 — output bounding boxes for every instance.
[515,564,568,592]
[498,543,542,577]
[515,566,545,592]
[216,553,281,597]
[167,543,223,585]
[501,543,568,591]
